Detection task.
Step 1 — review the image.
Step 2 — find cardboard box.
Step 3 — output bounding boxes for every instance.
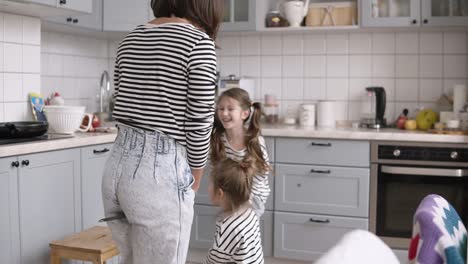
[306,1,357,27]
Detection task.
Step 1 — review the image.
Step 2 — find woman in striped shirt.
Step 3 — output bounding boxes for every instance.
[101,1,223,263]
[211,88,271,216]
[205,158,264,264]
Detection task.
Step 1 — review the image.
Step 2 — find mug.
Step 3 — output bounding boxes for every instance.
[80,113,97,132]
[299,103,316,127]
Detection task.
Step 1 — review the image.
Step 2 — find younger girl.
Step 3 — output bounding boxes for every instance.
[205,158,264,264]
[211,88,270,216]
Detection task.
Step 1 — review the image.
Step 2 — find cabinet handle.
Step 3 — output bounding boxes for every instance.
[72,18,79,24]
[309,218,330,224]
[21,160,29,166]
[11,161,19,168]
[310,169,331,174]
[411,19,417,25]
[311,142,332,147]
[423,19,428,24]
[66,17,72,23]
[93,148,110,154]
[59,0,66,5]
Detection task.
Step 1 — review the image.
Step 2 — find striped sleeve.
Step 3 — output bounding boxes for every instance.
[185,37,217,168]
[251,136,271,205]
[204,208,264,264]
[113,56,120,99]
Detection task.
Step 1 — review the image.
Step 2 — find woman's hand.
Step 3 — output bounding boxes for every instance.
[191,168,204,192]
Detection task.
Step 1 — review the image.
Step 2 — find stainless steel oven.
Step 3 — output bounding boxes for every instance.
[370,141,468,249]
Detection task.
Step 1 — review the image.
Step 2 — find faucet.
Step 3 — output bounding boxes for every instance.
[99,70,110,113]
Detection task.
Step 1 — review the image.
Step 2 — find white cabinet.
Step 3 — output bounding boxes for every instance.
[81,143,113,229]
[44,0,102,30]
[221,0,256,31]
[57,0,92,13]
[103,0,151,32]
[0,158,20,264]
[362,0,468,27]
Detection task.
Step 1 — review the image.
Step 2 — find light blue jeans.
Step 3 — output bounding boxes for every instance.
[102,125,195,264]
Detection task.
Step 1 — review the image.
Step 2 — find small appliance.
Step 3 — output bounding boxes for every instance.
[217,74,255,99]
[360,87,386,129]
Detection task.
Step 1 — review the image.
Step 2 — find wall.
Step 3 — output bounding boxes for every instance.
[41,31,109,114]
[0,13,41,122]
[216,30,468,123]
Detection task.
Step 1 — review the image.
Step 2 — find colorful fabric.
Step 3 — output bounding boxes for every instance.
[409,194,467,264]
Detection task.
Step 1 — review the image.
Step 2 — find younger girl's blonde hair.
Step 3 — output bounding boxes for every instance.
[210,158,256,213]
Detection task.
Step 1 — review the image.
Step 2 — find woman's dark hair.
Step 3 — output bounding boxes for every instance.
[211,88,269,175]
[151,0,224,40]
[211,158,256,213]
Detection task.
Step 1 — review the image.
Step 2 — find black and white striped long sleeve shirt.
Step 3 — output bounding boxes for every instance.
[222,134,271,208]
[112,23,217,168]
[205,207,264,264]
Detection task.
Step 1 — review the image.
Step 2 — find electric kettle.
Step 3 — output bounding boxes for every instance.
[359,87,386,129]
[280,0,310,27]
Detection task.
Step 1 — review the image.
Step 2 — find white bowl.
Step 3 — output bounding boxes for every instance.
[43,105,86,134]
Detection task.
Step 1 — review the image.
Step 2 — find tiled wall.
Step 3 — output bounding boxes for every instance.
[0,13,41,122]
[216,30,468,123]
[41,31,110,114]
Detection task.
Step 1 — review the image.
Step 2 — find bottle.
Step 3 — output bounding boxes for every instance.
[372,0,379,18]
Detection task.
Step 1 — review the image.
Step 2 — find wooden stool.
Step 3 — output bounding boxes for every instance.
[49,226,119,264]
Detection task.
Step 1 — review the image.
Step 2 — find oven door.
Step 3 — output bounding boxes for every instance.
[370,164,468,249]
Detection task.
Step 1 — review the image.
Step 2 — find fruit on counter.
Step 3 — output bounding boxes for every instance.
[49,92,65,105]
[396,108,409,129]
[404,119,417,130]
[416,109,438,130]
[91,115,101,128]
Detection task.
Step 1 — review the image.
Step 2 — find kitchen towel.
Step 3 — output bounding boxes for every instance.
[318,101,335,128]
[453,84,467,113]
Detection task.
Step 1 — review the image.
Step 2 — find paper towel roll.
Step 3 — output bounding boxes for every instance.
[453,84,467,113]
[318,101,335,128]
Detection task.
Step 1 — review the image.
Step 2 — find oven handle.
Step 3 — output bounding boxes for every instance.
[381,165,468,177]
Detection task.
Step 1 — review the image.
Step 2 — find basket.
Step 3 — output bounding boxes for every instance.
[43,105,86,134]
[306,2,357,27]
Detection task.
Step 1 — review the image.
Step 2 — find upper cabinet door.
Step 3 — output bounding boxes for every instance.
[221,0,256,31]
[361,0,421,27]
[26,0,56,5]
[103,0,150,32]
[57,0,92,13]
[421,0,468,26]
[44,0,102,30]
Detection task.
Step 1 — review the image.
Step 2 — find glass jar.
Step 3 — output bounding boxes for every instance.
[264,104,279,124]
[265,10,286,27]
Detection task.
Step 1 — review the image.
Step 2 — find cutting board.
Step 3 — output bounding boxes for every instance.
[428,129,468,135]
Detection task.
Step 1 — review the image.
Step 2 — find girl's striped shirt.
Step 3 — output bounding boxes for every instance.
[205,207,264,264]
[112,23,217,169]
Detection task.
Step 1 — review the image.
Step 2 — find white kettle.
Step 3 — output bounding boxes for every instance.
[280,0,310,27]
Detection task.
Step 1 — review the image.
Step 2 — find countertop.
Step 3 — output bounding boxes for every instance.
[262,125,468,144]
[1,126,467,158]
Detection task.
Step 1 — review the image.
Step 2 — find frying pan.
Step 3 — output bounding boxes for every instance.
[0,121,49,138]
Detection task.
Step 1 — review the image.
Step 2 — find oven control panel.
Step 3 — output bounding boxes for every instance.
[378,145,468,162]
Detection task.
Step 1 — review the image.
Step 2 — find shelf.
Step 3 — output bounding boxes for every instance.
[258,25,360,32]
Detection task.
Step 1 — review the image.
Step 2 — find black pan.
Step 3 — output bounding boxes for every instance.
[0,121,49,139]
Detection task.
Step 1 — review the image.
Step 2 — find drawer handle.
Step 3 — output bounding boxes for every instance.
[309,218,330,224]
[310,169,331,174]
[311,142,332,147]
[93,148,110,154]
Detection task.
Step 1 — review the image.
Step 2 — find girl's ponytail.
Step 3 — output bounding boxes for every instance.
[245,102,269,175]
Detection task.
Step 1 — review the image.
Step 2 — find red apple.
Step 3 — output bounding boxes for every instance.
[91,115,100,128]
[396,117,408,129]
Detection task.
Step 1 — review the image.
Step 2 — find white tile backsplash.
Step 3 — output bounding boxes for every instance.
[282,78,303,100]
[420,32,443,54]
[261,35,282,55]
[372,33,395,54]
[4,73,22,102]
[0,14,3,42]
[4,14,22,44]
[396,55,418,78]
[304,33,326,55]
[350,55,372,78]
[304,55,325,77]
[282,34,303,55]
[372,55,395,78]
[327,55,349,78]
[303,78,326,100]
[22,45,40,73]
[396,32,418,54]
[419,79,443,102]
[326,34,348,54]
[349,33,372,54]
[420,55,443,78]
[282,55,303,77]
[22,17,40,45]
[395,78,419,102]
[4,43,22,72]
[444,55,466,78]
[443,32,466,54]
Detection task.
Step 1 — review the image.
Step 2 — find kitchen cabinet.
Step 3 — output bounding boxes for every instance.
[8,0,92,13]
[362,0,468,27]
[44,0,102,30]
[0,158,20,264]
[221,0,257,31]
[17,148,81,264]
[81,143,113,229]
[103,0,151,32]
[273,138,370,262]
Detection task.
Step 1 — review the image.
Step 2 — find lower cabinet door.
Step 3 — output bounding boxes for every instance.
[81,143,113,229]
[190,205,274,257]
[274,211,368,261]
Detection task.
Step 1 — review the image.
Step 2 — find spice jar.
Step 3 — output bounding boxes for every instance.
[265,10,286,28]
[264,103,279,124]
